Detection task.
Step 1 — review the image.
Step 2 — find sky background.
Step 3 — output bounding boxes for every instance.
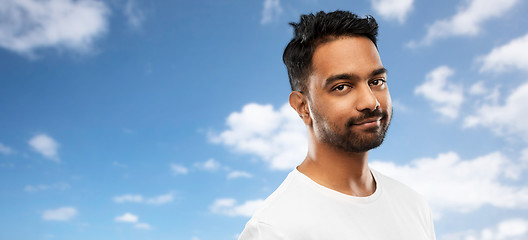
[1,0,528,239]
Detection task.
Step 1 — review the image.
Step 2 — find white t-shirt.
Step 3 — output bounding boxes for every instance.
[239,168,436,240]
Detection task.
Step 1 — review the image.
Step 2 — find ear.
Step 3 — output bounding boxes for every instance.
[289,91,312,126]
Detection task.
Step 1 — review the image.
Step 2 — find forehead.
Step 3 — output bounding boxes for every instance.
[310,36,383,81]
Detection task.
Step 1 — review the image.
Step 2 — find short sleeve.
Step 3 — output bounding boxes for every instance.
[238,219,288,240]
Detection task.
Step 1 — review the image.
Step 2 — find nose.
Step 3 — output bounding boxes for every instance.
[355,83,380,112]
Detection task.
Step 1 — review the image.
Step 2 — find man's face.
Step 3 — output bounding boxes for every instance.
[306,36,392,153]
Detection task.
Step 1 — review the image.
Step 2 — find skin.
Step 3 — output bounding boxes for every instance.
[289,36,392,197]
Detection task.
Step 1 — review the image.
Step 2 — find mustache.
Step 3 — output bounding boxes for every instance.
[346,109,387,127]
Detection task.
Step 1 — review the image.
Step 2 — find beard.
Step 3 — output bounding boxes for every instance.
[311,107,392,153]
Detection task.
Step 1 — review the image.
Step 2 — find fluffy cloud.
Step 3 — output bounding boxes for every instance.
[42,207,77,221]
[391,99,409,112]
[442,218,528,240]
[194,158,221,171]
[28,134,60,162]
[210,103,307,170]
[479,33,528,73]
[145,192,174,205]
[468,81,488,95]
[522,148,528,161]
[370,0,414,23]
[24,183,69,192]
[170,163,188,175]
[0,143,13,155]
[371,151,528,219]
[261,0,282,24]
[227,171,253,179]
[123,0,144,29]
[0,0,109,57]
[113,194,143,203]
[415,66,464,119]
[113,191,174,205]
[134,223,152,230]
[115,213,152,229]
[409,0,519,47]
[210,198,264,218]
[115,212,138,223]
[464,81,528,141]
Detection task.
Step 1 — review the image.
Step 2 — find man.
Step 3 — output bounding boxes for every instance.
[239,10,436,240]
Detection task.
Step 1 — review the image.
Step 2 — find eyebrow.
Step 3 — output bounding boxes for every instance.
[323,67,388,88]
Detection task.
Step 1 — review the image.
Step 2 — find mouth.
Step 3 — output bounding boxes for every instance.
[345,110,388,129]
[352,117,382,126]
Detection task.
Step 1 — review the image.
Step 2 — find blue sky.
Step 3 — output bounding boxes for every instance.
[1,0,528,239]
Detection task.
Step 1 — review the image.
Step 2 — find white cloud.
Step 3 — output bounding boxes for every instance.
[260,0,282,25]
[210,198,264,218]
[211,103,307,170]
[371,151,528,219]
[42,207,77,221]
[479,33,528,73]
[468,81,488,95]
[0,0,109,57]
[194,158,221,171]
[522,148,528,162]
[391,99,409,112]
[170,163,188,175]
[145,192,174,205]
[24,183,69,192]
[113,192,174,205]
[0,143,13,155]
[227,171,253,179]
[464,81,528,141]
[28,134,60,162]
[408,0,520,47]
[468,82,501,106]
[115,212,138,223]
[113,194,143,203]
[415,66,464,119]
[123,0,144,29]
[115,213,152,230]
[370,0,414,23]
[134,222,152,230]
[442,218,528,240]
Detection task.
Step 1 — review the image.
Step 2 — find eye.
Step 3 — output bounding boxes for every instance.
[333,84,350,92]
[369,79,386,87]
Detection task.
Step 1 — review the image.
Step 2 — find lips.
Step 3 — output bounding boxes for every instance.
[353,117,382,125]
[345,110,387,128]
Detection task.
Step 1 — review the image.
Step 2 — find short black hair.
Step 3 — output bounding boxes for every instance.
[283,10,379,94]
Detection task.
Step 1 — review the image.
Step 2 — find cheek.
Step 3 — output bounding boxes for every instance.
[310,97,347,124]
[379,92,393,120]
[323,98,356,126]
[377,91,391,108]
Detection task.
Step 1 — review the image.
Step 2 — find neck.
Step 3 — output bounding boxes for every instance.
[297,131,376,197]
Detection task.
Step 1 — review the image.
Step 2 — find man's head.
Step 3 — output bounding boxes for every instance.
[283,10,379,95]
[286,11,392,153]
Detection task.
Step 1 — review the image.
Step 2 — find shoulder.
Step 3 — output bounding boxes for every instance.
[244,168,326,234]
[250,169,306,222]
[373,169,431,209]
[239,170,309,239]
[238,218,289,240]
[373,169,436,237]
[372,168,434,226]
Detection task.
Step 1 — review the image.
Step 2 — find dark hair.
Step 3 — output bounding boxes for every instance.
[283,10,379,94]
